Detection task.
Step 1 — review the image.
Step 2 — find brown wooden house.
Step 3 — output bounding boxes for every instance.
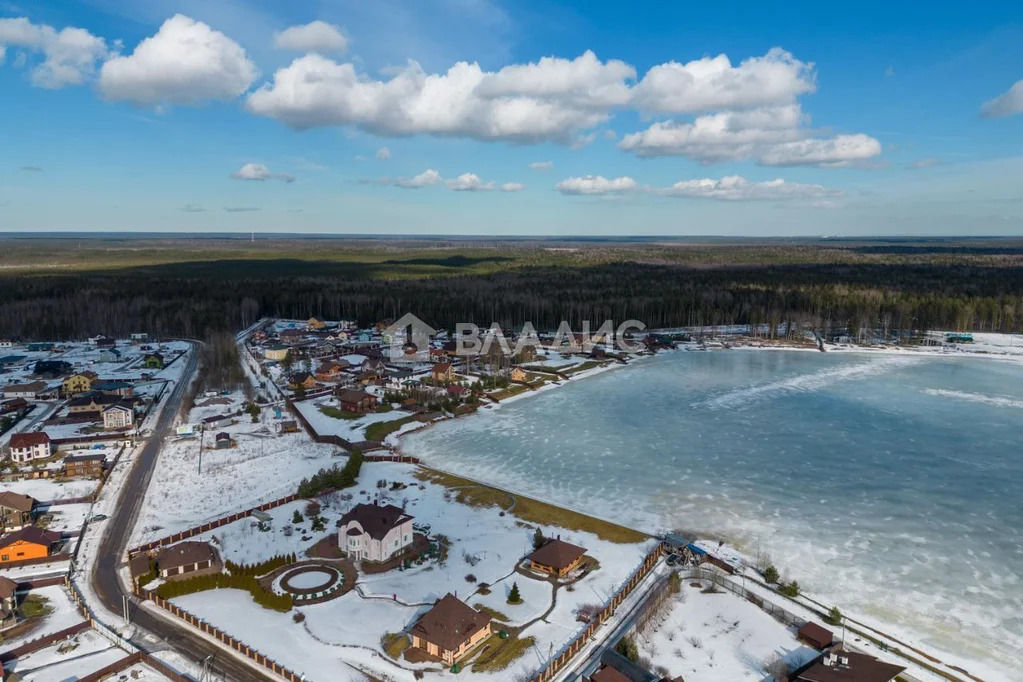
[526,538,587,578]
[409,593,492,664]
[336,388,378,413]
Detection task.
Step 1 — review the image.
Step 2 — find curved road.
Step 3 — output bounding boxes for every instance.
[89,344,276,682]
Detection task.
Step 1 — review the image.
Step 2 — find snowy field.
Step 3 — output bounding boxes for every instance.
[194,499,337,564]
[634,585,817,681]
[0,585,85,651]
[0,478,98,502]
[130,392,342,546]
[40,502,92,533]
[2,629,124,682]
[167,461,654,682]
[294,397,416,442]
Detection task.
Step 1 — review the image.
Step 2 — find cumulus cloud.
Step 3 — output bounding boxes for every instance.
[529,161,554,171]
[657,175,841,201]
[555,175,637,196]
[274,20,347,54]
[0,16,107,88]
[981,80,1023,118]
[630,48,815,114]
[620,105,881,167]
[446,173,495,191]
[395,169,443,188]
[758,134,882,167]
[376,147,391,160]
[500,182,525,192]
[245,51,631,142]
[99,14,257,108]
[230,162,294,182]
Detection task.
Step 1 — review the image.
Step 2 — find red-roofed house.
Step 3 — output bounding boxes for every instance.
[8,432,52,464]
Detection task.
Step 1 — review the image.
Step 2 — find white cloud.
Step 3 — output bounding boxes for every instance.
[447,172,495,191]
[0,16,107,88]
[619,105,882,167]
[657,175,841,201]
[246,51,630,142]
[230,162,294,182]
[630,48,815,114]
[99,14,257,108]
[376,146,391,160]
[555,175,637,196]
[758,134,882,167]
[908,157,940,169]
[500,182,525,192]
[395,169,443,188]
[529,161,554,171]
[981,80,1023,118]
[274,20,348,54]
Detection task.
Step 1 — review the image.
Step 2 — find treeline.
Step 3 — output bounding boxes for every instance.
[154,572,293,612]
[1,259,1021,339]
[297,450,363,498]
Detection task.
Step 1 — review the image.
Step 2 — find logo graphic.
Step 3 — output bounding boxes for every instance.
[385,313,437,364]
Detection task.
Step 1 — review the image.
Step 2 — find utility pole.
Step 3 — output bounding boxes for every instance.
[198,423,205,476]
[122,594,130,628]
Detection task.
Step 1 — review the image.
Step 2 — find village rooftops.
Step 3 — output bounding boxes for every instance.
[336,388,374,404]
[339,503,412,541]
[589,665,632,682]
[793,645,905,682]
[527,538,587,573]
[410,593,491,653]
[157,541,217,572]
[2,381,47,393]
[68,392,119,407]
[0,526,61,550]
[0,491,36,513]
[9,432,51,449]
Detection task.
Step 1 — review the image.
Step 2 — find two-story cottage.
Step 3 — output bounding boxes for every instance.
[338,502,413,563]
[8,432,52,464]
[102,402,135,430]
[62,371,98,395]
[0,492,36,533]
[335,388,378,414]
[0,526,62,563]
[2,381,48,400]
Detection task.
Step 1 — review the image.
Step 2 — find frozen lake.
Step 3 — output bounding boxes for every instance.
[402,349,1023,680]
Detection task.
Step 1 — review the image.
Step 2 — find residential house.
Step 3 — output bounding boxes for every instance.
[63,454,105,478]
[0,526,62,563]
[143,352,164,369]
[364,357,388,374]
[156,541,220,578]
[67,392,119,414]
[102,402,135,430]
[0,340,14,349]
[130,332,149,342]
[338,502,414,562]
[94,381,134,398]
[307,317,327,330]
[384,369,415,391]
[315,360,350,382]
[513,345,538,364]
[0,355,28,368]
[510,367,527,382]
[338,318,359,331]
[586,665,631,682]
[355,370,381,386]
[8,432,52,464]
[0,575,18,630]
[2,381,48,400]
[430,362,453,383]
[288,372,316,390]
[447,384,467,398]
[98,348,122,363]
[0,492,36,533]
[279,329,306,345]
[32,360,72,379]
[409,594,492,665]
[336,389,378,414]
[526,538,587,578]
[0,398,29,416]
[215,432,233,449]
[790,644,905,682]
[62,371,98,395]
[264,344,289,362]
[94,337,116,349]
[27,342,54,353]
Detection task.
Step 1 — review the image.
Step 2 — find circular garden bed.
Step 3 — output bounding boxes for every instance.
[270,562,351,604]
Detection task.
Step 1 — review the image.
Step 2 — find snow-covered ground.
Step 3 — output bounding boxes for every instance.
[0,478,98,502]
[130,393,342,546]
[0,585,86,650]
[634,585,817,682]
[1,629,128,682]
[165,461,654,682]
[293,397,416,442]
[194,499,334,565]
[40,502,92,533]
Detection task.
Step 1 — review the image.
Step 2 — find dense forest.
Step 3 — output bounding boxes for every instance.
[1,236,1021,340]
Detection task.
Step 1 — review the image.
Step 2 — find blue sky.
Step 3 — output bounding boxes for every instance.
[1,0,1021,235]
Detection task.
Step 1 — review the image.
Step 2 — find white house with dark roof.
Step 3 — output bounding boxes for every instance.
[338,502,413,562]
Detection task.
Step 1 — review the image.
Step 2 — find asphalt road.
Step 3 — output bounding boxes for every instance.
[89,344,276,682]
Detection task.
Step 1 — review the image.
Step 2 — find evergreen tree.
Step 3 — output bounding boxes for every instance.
[532,527,546,550]
[507,582,521,604]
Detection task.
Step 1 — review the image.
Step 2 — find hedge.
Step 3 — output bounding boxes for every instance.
[296,450,363,498]
[225,553,297,577]
[155,572,293,612]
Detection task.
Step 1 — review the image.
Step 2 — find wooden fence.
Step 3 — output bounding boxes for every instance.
[139,591,306,682]
[530,547,661,682]
[127,493,300,557]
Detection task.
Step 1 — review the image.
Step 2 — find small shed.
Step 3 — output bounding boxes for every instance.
[214,432,232,449]
[797,621,834,650]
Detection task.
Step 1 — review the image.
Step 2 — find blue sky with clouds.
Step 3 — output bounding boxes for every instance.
[1,0,1021,235]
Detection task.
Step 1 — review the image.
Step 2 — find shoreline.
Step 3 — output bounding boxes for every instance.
[394,341,1020,681]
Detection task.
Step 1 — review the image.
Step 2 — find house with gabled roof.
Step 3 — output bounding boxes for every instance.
[338,502,413,562]
[409,593,492,664]
[8,432,52,464]
[0,492,36,533]
[526,537,588,577]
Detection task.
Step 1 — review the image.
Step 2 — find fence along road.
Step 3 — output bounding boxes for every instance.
[88,342,278,682]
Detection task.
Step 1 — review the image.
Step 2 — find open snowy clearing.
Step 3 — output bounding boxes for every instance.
[0,585,85,651]
[0,478,98,502]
